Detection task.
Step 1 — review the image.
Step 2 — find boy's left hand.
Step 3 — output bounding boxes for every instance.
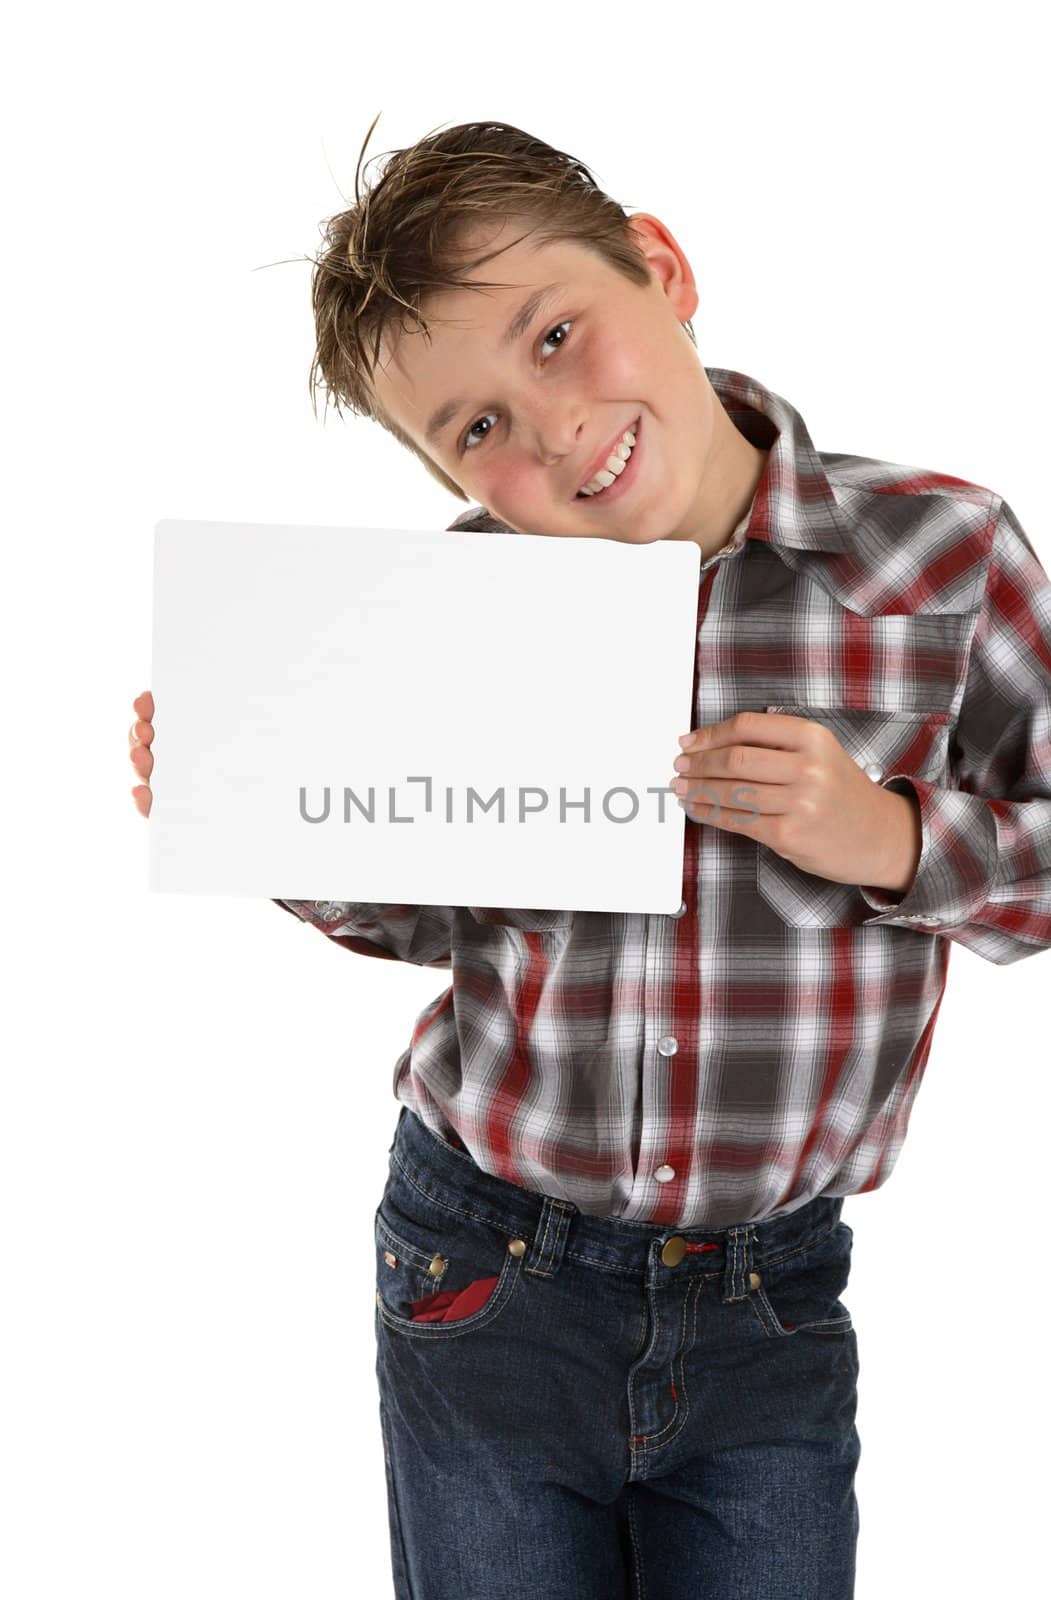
[670,710,912,888]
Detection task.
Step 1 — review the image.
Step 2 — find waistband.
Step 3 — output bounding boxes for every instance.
[385,1106,846,1293]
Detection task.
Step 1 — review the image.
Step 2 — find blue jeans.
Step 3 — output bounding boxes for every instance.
[374,1107,861,1599]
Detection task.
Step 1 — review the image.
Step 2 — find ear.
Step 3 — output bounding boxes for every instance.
[625,212,699,325]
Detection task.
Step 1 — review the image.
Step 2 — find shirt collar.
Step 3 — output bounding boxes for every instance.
[447,367,854,560]
[706,367,853,559]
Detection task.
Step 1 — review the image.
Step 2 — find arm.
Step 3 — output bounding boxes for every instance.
[858,497,1051,964]
[273,899,453,968]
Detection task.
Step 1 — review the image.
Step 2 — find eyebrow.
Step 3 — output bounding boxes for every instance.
[424,282,566,447]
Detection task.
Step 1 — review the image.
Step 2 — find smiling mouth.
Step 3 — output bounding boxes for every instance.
[574,416,641,503]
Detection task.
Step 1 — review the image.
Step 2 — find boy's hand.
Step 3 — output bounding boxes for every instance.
[129,690,154,817]
[670,710,918,890]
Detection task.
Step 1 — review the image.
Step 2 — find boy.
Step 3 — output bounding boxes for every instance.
[129,118,1051,1599]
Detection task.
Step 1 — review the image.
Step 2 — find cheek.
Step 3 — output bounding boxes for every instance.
[477,456,535,510]
[581,334,639,393]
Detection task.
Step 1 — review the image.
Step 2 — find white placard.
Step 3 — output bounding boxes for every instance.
[148,519,700,914]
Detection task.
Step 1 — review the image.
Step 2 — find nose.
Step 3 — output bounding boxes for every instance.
[532,408,586,466]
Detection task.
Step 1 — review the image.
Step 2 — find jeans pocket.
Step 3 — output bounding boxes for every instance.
[374,1198,527,1341]
[747,1221,855,1338]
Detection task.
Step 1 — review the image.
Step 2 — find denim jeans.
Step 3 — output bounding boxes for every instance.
[374,1106,861,1599]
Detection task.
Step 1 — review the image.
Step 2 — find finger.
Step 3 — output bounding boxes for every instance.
[680,711,813,755]
[133,690,154,721]
[671,745,797,787]
[678,807,764,832]
[676,778,773,820]
[129,718,154,747]
[130,744,154,780]
[679,796,764,832]
[131,784,152,817]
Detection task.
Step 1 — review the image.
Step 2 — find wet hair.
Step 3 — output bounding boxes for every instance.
[308,115,696,501]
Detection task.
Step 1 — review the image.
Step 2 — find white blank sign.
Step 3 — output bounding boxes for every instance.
[149,520,701,914]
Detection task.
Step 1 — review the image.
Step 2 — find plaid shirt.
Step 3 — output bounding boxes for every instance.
[276,367,1051,1227]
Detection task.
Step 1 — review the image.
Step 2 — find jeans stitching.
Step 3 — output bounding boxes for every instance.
[530,1198,569,1280]
[376,1241,523,1340]
[389,1147,537,1240]
[626,1489,647,1600]
[632,1276,705,1451]
[379,1399,415,1599]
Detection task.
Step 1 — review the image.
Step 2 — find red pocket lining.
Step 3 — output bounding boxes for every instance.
[409,1275,500,1323]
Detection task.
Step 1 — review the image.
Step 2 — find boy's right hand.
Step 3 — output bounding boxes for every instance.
[129,690,154,817]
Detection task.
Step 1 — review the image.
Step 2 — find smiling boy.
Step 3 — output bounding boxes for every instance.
[129,117,1051,1599]
[368,208,769,560]
[361,192,924,907]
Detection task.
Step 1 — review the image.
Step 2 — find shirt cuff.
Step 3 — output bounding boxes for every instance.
[274,899,370,932]
[857,775,949,930]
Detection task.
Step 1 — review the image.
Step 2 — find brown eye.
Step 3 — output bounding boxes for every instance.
[540,321,571,355]
[463,413,498,451]
[460,319,573,452]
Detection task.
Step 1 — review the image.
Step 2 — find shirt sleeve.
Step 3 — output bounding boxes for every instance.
[272,899,453,969]
[857,496,1051,964]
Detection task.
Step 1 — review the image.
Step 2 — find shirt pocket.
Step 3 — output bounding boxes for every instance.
[754,705,953,929]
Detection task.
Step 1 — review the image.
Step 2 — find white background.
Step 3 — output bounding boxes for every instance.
[4,1,1048,1595]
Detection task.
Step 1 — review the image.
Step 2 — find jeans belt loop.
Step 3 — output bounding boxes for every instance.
[523,1196,575,1279]
[722,1222,757,1303]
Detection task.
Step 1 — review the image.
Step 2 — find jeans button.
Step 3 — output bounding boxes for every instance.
[661,1236,687,1267]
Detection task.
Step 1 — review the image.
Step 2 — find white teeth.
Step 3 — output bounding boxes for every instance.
[578,424,639,497]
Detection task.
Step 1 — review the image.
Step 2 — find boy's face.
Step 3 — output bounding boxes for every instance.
[371,212,766,553]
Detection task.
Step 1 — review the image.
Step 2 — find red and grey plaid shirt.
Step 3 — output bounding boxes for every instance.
[277,366,1051,1227]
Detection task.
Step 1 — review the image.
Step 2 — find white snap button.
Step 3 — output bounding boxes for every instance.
[654,1164,676,1183]
[657,1036,679,1056]
[863,762,884,781]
